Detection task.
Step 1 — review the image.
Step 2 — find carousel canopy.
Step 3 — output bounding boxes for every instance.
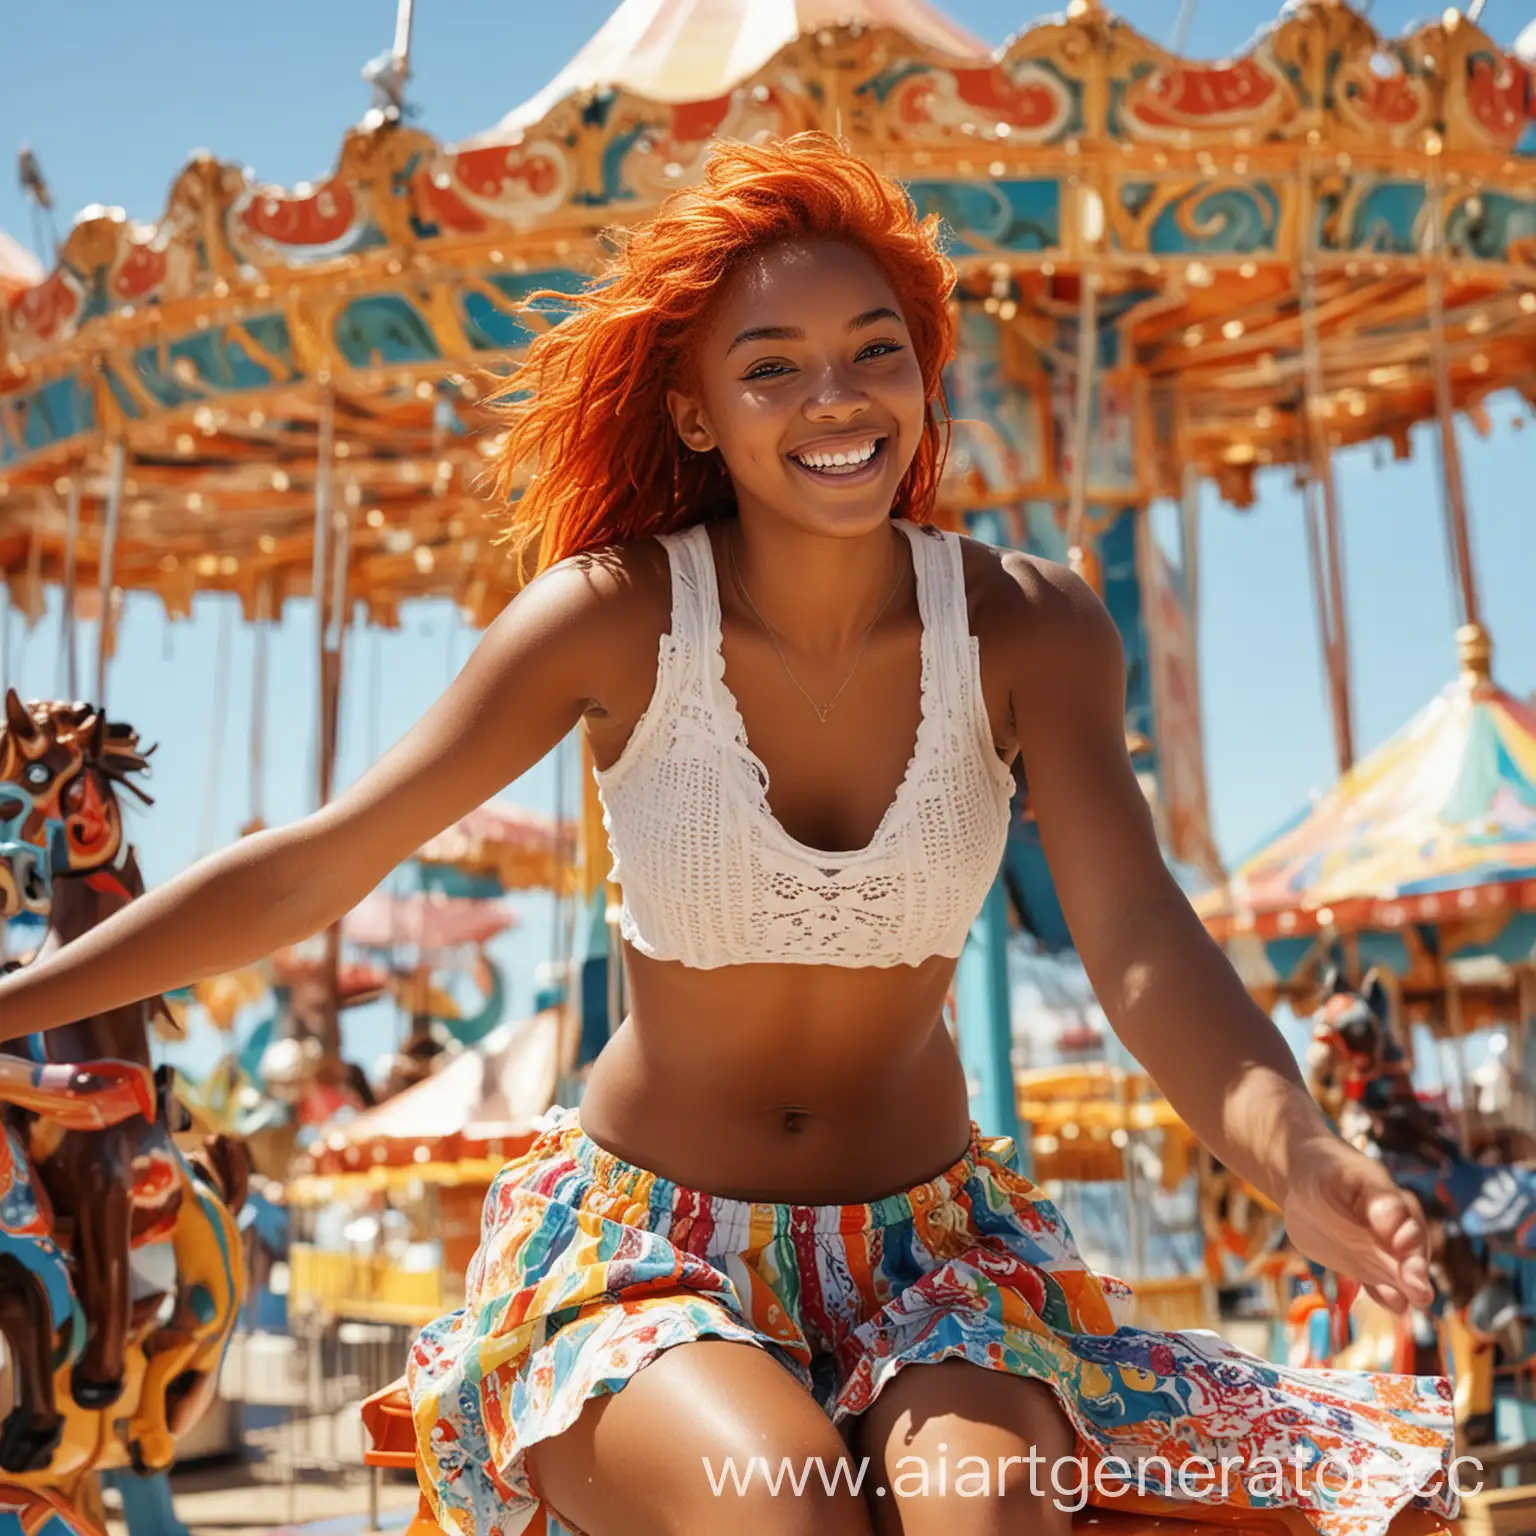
[4,0,1536,624]
[0,229,42,300]
[412,799,578,894]
[497,0,988,130]
[1197,638,1536,943]
[304,1007,561,1175]
[343,887,516,951]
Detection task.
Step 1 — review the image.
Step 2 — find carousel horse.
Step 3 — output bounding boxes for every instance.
[1307,967,1462,1168]
[0,691,246,1481]
[1307,966,1536,1441]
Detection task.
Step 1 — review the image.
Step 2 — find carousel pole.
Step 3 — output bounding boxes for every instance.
[312,384,345,1062]
[1297,159,1356,775]
[246,574,273,835]
[1065,230,1100,580]
[57,474,80,698]
[95,439,126,712]
[1424,153,1486,661]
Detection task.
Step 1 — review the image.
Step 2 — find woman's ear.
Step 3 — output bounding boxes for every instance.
[666,388,717,453]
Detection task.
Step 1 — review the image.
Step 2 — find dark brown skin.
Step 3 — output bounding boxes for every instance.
[0,238,1434,1534]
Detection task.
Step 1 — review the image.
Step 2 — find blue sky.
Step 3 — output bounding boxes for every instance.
[4,0,1533,1077]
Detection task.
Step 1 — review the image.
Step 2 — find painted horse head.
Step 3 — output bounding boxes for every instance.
[0,690,153,920]
[1309,964,1462,1167]
[1312,965,1398,1074]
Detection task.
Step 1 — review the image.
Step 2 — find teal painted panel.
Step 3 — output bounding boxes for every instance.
[906,180,1061,254]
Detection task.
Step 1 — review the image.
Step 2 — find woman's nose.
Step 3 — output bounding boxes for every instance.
[804,361,870,420]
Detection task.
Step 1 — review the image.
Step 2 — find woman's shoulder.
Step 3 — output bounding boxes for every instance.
[525,533,675,629]
[949,529,1123,677]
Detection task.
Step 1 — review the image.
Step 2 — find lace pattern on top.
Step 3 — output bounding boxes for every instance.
[594,518,1015,968]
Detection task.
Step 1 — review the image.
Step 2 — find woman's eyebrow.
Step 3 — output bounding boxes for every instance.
[727,307,904,356]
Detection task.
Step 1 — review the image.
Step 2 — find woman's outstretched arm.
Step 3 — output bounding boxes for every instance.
[0,558,612,1045]
[1001,552,1432,1313]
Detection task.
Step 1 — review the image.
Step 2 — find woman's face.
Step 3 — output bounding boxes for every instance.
[668,237,928,537]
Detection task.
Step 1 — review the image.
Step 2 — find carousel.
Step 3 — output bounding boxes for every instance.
[7,0,1536,1528]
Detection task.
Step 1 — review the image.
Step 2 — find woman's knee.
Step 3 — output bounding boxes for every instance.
[526,1337,872,1536]
[854,1360,1079,1536]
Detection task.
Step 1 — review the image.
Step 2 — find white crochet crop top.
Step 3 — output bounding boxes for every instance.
[592,517,1017,969]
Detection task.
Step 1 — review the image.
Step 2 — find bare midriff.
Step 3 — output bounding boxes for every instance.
[574,943,975,1204]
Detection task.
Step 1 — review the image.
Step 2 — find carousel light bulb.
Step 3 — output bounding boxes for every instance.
[53,476,69,494]
[366,508,386,528]
[187,492,205,511]
[335,442,351,459]
[1468,311,1491,333]
[1222,319,1245,339]
[258,535,277,554]
[271,470,290,491]
[1111,1128,1129,1148]
[196,554,219,576]
[414,546,436,573]
[158,554,178,572]
[220,556,239,575]
[1185,261,1214,287]
[489,249,504,264]
[1523,293,1536,313]
[436,459,453,479]
[1472,354,1489,373]
[998,299,1018,320]
[1239,261,1257,278]
[1079,188,1105,244]
[176,434,195,454]
[1256,407,1274,428]
[249,410,266,427]
[1183,326,1204,347]
[989,160,1006,177]
[415,381,434,400]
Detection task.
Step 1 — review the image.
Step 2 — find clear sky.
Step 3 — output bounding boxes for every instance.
[4,0,1533,1077]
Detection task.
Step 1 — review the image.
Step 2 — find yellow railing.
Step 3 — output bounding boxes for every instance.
[288,1244,459,1327]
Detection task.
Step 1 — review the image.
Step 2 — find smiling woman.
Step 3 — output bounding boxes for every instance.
[0,135,1457,1536]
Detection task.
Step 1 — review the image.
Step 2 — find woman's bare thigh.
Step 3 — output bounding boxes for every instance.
[526,1337,873,1536]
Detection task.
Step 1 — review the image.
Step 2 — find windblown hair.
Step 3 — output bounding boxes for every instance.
[488,132,957,577]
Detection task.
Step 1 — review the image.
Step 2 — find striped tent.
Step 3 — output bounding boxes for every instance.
[1194,635,1536,1011]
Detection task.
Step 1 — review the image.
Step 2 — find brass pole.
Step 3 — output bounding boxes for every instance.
[1424,158,1485,652]
[95,440,126,710]
[1297,160,1356,773]
[58,475,80,698]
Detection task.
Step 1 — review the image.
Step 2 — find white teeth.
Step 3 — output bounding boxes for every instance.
[793,440,879,472]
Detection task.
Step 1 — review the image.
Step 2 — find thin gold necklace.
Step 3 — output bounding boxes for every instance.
[727,525,904,725]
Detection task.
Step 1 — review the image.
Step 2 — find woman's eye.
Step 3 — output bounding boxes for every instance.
[858,341,903,361]
[743,360,793,380]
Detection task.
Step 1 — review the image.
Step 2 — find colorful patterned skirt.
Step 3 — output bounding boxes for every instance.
[407,1107,1457,1536]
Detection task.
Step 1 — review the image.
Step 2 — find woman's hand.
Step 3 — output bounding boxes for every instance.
[1280,1133,1434,1314]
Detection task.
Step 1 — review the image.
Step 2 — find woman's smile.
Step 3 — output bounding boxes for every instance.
[786,432,890,484]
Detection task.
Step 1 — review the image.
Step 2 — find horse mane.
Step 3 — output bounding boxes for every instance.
[5,696,156,807]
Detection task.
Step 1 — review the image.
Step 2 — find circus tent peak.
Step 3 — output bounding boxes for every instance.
[1194,631,1536,944]
[491,0,991,132]
[0,227,42,299]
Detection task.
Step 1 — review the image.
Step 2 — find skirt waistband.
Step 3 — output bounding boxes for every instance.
[539,1105,984,1235]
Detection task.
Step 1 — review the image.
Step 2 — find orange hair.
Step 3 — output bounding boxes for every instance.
[488,132,957,577]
